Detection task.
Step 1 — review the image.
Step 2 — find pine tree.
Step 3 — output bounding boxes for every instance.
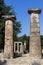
[0,0,21,50]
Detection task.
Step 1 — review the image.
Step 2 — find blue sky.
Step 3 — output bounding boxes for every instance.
[4,0,43,36]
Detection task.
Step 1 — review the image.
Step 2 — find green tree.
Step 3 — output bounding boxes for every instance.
[0,0,21,50]
[13,21,21,41]
[19,35,43,51]
[18,34,30,51]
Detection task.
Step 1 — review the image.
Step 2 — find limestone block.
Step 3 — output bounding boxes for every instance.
[30,32,40,36]
[31,28,40,32]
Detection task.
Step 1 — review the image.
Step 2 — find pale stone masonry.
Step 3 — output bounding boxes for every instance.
[2,15,16,59]
[24,41,26,49]
[28,8,41,59]
[14,42,23,54]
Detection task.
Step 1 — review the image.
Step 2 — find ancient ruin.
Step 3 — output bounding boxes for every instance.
[2,15,16,59]
[28,8,41,59]
[0,8,43,65]
[14,42,23,54]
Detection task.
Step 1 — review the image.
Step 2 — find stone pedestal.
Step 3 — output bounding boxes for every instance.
[28,9,41,59]
[2,15,16,59]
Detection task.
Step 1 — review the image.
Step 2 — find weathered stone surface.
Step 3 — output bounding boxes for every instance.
[31,28,40,32]
[3,15,15,59]
[23,41,26,50]
[28,8,41,14]
[28,9,41,59]
[0,54,43,65]
[14,42,23,54]
[42,49,43,53]
[30,32,40,36]
[4,20,13,59]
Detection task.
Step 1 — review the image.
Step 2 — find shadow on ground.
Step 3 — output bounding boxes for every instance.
[0,60,6,65]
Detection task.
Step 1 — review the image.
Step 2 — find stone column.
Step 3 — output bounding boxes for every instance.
[24,41,26,49]
[28,8,41,59]
[2,15,16,59]
[20,42,23,53]
[17,42,19,52]
[14,42,15,52]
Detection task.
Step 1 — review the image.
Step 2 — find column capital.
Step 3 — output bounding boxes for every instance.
[28,8,41,14]
[2,15,16,21]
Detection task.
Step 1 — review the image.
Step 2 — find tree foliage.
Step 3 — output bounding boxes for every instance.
[0,0,21,49]
[18,35,43,51]
[18,34,30,51]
